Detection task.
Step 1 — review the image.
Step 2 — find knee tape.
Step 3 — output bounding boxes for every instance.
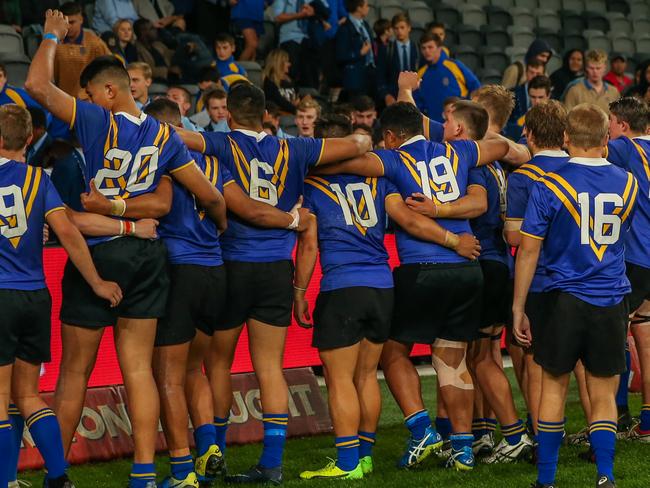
[432,340,474,390]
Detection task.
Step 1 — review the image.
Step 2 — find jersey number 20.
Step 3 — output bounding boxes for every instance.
[95,146,159,196]
[577,192,622,245]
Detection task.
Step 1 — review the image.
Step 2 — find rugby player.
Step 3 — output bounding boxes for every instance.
[513,104,638,488]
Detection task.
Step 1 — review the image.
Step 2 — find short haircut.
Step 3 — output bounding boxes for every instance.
[168,85,192,104]
[331,102,354,118]
[228,83,266,126]
[472,85,515,130]
[0,104,32,151]
[451,101,489,140]
[199,66,221,83]
[524,100,567,149]
[27,106,47,130]
[427,22,445,31]
[80,55,130,89]
[609,97,650,134]
[345,0,366,13]
[420,32,442,47]
[315,114,353,138]
[585,49,608,65]
[297,97,322,116]
[379,102,423,139]
[266,101,282,117]
[566,103,608,150]
[215,32,236,46]
[60,1,82,16]
[391,13,411,27]
[262,121,277,136]
[144,98,182,126]
[443,96,460,108]
[127,61,152,80]
[352,95,376,113]
[204,87,227,105]
[0,63,5,77]
[528,75,552,94]
[526,59,546,69]
[352,123,373,135]
[373,18,391,38]
[133,18,151,39]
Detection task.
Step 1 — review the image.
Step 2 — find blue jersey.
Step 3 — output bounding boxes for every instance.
[71,99,195,245]
[506,151,569,292]
[606,136,650,270]
[159,151,234,266]
[0,159,64,290]
[372,135,480,264]
[200,129,324,262]
[304,175,397,292]
[468,162,508,265]
[521,158,638,306]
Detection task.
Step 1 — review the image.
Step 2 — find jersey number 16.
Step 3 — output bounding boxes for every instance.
[577,192,622,245]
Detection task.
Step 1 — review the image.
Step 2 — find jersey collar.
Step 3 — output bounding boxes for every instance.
[569,157,610,166]
[235,128,267,142]
[633,135,650,141]
[399,135,426,147]
[115,111,147,125]
[536,149,568,157]
[0,157,12,167]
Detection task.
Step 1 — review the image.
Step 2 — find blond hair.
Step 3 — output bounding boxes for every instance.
[566,103,608,150]
[127,61,152,81]
[297,96,322,117]
[0,104,32,151]
[585,49,608,66]
[263,49,290,87]
[471,85,515,130]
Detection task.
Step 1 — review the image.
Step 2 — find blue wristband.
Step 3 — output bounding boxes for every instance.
[43,33,59,44]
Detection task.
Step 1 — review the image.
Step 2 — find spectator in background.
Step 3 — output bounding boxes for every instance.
[564,49,619,111]
[604,53,633,93]
[501,39,552,89]
[377,13,419,106]
[0,0,21,32]
[214,33,249,86]
[262,49,298,114]
[18,0,59,27]
[25,107,52,168]
[624,60,650,102]
[506,74,551,139]
[134,18,176,81]
[264,101,294,139]
[426,22,450,56]
[50,138,86,212]
[167,85,203,130]
[318,0,348,100]
[509,60,546,120]
[133,0,186,31]
[127,62,153,109]
[295,97,321,136]
[414,32,481,122]
[0,63,42,110]
[93,0,139,34]
[110,19,138,64]
[195,0,231,46]
[336,0,375,99]
[231,0,270,61]
[351,95,378,132]
[55,2,111,97]
[203,88,230,132]
[373,19,392,57]
[195,67,222,112]
[550,49,583,100]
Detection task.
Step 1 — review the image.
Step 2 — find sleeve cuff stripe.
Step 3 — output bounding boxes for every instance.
[45,206,65,217]
[520,230,544,240]
[169,160,195,174]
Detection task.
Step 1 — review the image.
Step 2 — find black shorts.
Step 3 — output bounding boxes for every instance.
[626,262,650,312]
[60,237,170,328]
[534,291,629,377]
[218,260,294,329]
[0,289,51,366]
[312,287,394,350]
[155,264,227,347]
[391,261,483,344]
[477,259,510,333]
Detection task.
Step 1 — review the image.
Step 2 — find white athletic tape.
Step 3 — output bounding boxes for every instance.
[432,342,474,390]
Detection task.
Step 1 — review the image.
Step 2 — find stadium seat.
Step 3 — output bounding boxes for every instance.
[535,27,563,52]
[508,26,535,48]
[606,0,630,15]
[257,21,276,59]
[410,26,425,44]
[465,0,490,6]
[536,10,562,31]
[481,25,511,48]
[588,0,608,13]
[629,2,649,17]
[367,5,379,25]
[490,0,514,8]
[562,33,588,51]
[479,46,510,72]
[626,56,638,76]
[606,13,631,34]
[585,12,609,32]
[445,26,459,45]
[435,4,462,25]
[456,24,483,50]
[561,0,584,12]
[407,2,434,27]
[380,5,406,18]
[0,25,24,55]
[587,34,612,52]
[455,45,482,72]
[21,25,41,59]
[505,45,527,62]
[543,0,562,10]
[376,0,398,6]
[478,68,503,84]
[634,52,650,65]
[546,54,562,73]
[514,0,538,8]
[459,4,487,25]
[511,8,536,30]
[0,53,29,87]
[560,10,586,31]
[635,35,650,55]
[632,19,650,34]
[484,6,513,27]
[611,34,635,54]
[238,61,263,87]
[149,82,169,98]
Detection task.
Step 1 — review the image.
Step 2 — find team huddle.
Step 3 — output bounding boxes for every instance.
[0,8,649,488]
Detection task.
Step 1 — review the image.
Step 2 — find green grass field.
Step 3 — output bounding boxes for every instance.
[21,372,650,487]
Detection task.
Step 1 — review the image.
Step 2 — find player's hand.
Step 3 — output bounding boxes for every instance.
[134,219,159,239]
[92,280,123,308]
[405,192,437,218]
[81,179,112,215]
[513,309,532,347]
[454,233,481,260]
[301,4,315,17]
[44,9,69,41]
[43,224,50,244]
[293,292,312,328]
[398,71,420,92]
[385,94,396,106]
[296,208,313,232]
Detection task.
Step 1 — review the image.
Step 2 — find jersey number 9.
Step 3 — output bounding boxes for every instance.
[416,156,460,203]
[577,192,623,246]
[0,185,27,239]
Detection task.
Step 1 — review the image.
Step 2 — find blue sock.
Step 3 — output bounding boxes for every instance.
[502,420,526,445]
[640,404,650,432]
[170,454,194,480]
[486,418,498,437]
[537,419,565,485]
[213,416,229,455]
[8,405,22,481]
[25,408,66,479]
[616,348,631,409]
[405,410,431,440]
[259,413,288,469]
[472,418,486,439]
[435,416,452,440]
[335,435,359,471]
[450,433,473,452]
[358,431,375,458]
[194,423,216,457]
[129,462,156,488]
[0,420,12,487]
[590,421,616,481]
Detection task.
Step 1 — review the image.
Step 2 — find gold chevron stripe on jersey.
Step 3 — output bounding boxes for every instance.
[228,137,251,192]
[10,166,42,249]
[271,139,290,198]
[397,150,444,204]
[631,139,650,182]
[306,177,367,236]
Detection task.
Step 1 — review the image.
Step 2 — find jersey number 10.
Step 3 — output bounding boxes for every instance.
[577,192,622,245]
[331,183,378,228]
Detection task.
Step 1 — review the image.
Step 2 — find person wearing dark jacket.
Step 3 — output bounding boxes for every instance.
[549,49,583,100]
[623,59,650,102]
[262,49,298,114]
[501,39,553,89]
[336,0,375,99]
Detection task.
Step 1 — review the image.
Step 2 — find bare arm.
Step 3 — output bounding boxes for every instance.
[174,126,206,152]
[396,71,419,106]
[476,138,511,166]
[317,134,373,166]
[512,235,542,347]
[404,185,488,220]
[503,219,523,247]
[66,208,159,239]
[483,132,531,167]
[46,209,123,306]
[24,10,75,125]
[293,214,318,327]
[311,153,384,177]
[172,163,227,233]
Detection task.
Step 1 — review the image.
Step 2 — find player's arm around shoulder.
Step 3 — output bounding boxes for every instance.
[294,212,318,328]
[480,132,530,167]
[316,134,373,166]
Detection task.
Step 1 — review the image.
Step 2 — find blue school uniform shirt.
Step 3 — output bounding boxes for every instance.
[199,129,324,262]
[372,135,480,264]
[521,157,638,306]
[304,175,397,291]
[0,158,64,290]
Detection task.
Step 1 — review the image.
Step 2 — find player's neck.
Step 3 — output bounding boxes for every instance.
[229,120,264,133]
[530,145,562,156]
[488,123,501,134]
[621,130,645,139]
[568,146,604,159]
[112,95,141,117]
[0,148,25,162]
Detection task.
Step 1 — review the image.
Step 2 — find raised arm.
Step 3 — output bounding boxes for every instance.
[397,71,420,106]
[511,234,542,347]
[405,185,488,220]
[172,163,227,233]
[312,152,384,177]
[24,10,75,126]
[293,214,318,328]
[317,134,373,165]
